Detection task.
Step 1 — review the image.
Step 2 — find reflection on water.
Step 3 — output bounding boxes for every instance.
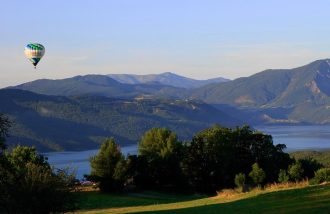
[45,126,330,179]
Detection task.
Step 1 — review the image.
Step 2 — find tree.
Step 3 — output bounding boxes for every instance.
[182,125,238,192]
[88,138,127,192]
[0,113,10,152]
[7,145,49,170]
[182,125,291,193]
[139,127,180,158]
[0,146,77,213]
[298,158,322,179]
[0,115,77,213]
[310,168,330,184]
[249,163,266,186]
[234,173,246,192]
[137,128,184,189]
[288,162,304,182]
[278,169,289,183]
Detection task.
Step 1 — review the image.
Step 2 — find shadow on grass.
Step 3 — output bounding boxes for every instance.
[134,185,330,214]
[76,190,207,211]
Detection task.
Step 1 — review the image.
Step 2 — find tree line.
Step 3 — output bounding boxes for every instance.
[0,114,77,213]
[86,125,327,193]
[1,112,330,213]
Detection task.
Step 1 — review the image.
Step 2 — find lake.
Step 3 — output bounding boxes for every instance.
[256,125,330,151]
[45,145,137,179]
[45,126,330,179]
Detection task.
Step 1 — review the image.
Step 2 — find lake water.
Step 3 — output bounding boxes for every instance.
[45,126,330,179]
[44,145,137,179]
[256,125,330,151]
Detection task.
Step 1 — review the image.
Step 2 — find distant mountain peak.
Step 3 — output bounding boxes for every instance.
[189,58,330,124]
[161,72,175,75]
[192,58,330,105]
[108,72,229,89]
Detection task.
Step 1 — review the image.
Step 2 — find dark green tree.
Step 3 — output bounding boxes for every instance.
[288,162,304,182]
[297,158,322,179]
[88,138,127,192]
[278,169,289,183]
[0,113,10,152]
[0,146,77,214]
[139,127,180,158]
[137,128,184,189]
[234,173,246,192]
[7,145,49,170]
[249,163,266,187]
[125,154,152,188]
[310,168,330,184]
[182,125,291,192]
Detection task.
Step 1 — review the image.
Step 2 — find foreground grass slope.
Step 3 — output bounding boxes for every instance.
[141,185,330,214]
[77,184,330,214]
[76,191,204,211]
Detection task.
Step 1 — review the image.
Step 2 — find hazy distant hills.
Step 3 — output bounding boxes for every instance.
[7,59,330,151]
[191,59,330,124]
[12,75,188,99]
[12,72,229,98]
[0,89,240,152]
[108,72,229,88]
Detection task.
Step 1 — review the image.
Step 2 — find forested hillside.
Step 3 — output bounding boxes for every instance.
[0,89,240,151]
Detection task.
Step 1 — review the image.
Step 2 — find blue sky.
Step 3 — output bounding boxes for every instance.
[1,0,330,87]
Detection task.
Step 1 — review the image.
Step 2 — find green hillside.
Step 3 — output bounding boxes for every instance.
[191,68,292,107]
[291,150,330,167]
[191,59,330,107]
[0,89,239,152]
[10,59,330,125]
[12,75,188,99]
[192,59,330,124]
[76,184,330,214]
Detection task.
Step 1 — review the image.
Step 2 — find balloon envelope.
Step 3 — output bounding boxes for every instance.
[24,43,45,68]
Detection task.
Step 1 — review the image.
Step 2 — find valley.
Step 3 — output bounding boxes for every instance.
[4,59,330,151]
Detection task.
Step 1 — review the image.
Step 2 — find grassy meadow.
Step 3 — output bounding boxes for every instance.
[76,183,330,214]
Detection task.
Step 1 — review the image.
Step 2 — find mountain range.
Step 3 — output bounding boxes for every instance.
[4,59,330,151]
[191,59,330,124]
[0,89,239,152]
[108,72,229,88]
[12,75,188,99]
[12,72,229,99]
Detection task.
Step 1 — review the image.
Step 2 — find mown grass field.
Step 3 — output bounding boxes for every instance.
[76,183,330,214]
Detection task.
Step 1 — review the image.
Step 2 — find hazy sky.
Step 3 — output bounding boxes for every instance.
[1,0,330,87]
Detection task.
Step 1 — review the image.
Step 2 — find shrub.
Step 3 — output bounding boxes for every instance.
[298,158,322,179]
[249,163,266,186]
[278,169,289,183]
[0,146,77,213]
[234,173,246,192]
[288,162,304,182]
[310,168,330,185]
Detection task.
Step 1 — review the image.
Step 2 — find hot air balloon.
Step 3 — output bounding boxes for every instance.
[24,43,45,69]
